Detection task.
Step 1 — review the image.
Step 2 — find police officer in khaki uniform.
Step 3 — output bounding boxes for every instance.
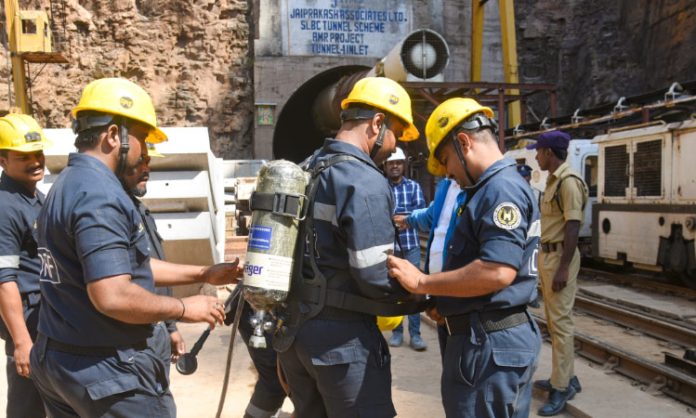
[527,131,587,416]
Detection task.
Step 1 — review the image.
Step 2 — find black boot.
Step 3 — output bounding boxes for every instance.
[533,376,582,393]
[537,386,577,416]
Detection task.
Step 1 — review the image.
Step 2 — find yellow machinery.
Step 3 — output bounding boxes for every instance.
[471,0,521,127]
[3,0,67,114]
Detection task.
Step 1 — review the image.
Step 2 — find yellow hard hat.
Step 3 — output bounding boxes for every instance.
[425,98,494,176]
[341,77,419,141]
[0,113,51,152]
[146,142,164,158]
[72,78,167,143]
[376,315,404,331]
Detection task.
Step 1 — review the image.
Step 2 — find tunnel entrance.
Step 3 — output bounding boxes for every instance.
[273,65,369,162]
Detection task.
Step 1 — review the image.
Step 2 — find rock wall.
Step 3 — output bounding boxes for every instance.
[2,0,693,154]
[516,0,696,119]
[0,0,254,158]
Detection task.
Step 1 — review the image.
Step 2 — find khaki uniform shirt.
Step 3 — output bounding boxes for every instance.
[540,161,587,243]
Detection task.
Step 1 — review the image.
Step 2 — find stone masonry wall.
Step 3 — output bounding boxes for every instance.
[0,0,254,158]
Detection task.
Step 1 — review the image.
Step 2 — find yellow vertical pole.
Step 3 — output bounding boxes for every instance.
[4,0,31,114]
[470,0,485,82]
[499,0,521,127]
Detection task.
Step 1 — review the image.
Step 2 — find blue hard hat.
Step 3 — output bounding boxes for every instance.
[525,130,571,150]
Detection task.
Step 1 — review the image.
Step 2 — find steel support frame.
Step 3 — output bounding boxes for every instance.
[404,81,557,151]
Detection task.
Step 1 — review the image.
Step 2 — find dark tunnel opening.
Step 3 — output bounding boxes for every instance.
[273,65,370,163]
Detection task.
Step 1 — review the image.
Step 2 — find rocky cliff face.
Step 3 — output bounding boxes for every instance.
[2,0,693,154]
[516,0,696,119]
[1,0,254,158]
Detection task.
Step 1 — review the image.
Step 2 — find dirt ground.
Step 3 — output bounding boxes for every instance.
[169,319,444,417]
[0,315,557,418]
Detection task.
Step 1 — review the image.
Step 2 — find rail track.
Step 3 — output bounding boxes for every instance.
[534,315,696,408]
[533,266,696,408]
[418,235,696,406]
[573,294,696,348]
[579,266,696,300]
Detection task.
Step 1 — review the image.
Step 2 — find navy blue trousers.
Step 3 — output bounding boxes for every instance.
[441,312,541,418]
[2,301,45,418]
[30,324,175,418]
[279,318,396,418]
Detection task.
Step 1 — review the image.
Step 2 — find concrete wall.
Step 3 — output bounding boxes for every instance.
[253,0,504,159]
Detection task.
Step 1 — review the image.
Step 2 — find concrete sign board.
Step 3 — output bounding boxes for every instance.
[282,0,413,57]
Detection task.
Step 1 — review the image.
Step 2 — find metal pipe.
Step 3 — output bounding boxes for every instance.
[311,29,450,136]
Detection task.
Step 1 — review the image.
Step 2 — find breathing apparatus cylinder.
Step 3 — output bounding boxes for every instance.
[243,160,309,347]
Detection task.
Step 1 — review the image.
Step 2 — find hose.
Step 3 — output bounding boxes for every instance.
[215,284,247,418]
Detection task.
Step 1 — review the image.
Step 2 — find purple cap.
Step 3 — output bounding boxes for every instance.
[525,130,571,150]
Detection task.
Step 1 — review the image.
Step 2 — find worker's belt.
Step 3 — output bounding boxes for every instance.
[46,338,148,357]
[444,305,529,336]
[540,242,562,253]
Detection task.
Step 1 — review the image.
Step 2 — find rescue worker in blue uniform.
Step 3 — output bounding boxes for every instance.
[388,97,541,418]
[122,143,186,375]
[276,77,421,418]
[30,78,240,417]
[0,114,50,418]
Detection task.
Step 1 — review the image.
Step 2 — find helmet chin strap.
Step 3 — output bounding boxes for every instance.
[115,121,131,187]
[370,115,390,161]
[452,134,476,186]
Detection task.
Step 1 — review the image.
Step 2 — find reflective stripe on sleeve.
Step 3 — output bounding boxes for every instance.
[347,244,392,269]
[314,203,338,227]
[0,255,20,269]
[527,220,541,238]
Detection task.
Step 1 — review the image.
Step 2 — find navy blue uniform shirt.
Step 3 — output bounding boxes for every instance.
[305,139,410,302]
[0,172,43,295]
[37,153,155,346]
[437,158,539,316]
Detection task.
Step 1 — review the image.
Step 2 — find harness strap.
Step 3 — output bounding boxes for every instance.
[250,192,307,220]
[298,285,428,317]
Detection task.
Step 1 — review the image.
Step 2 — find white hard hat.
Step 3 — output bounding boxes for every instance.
[386,147,407,162]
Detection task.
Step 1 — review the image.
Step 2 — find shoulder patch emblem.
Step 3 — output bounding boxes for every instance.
[493,202,522,230]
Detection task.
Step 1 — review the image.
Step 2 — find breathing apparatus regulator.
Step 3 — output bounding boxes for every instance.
[242,160,309,348]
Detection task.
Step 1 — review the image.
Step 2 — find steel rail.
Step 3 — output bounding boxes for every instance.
[574,295,696,348]
[534,315,696,408]
[580,267,696,300]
